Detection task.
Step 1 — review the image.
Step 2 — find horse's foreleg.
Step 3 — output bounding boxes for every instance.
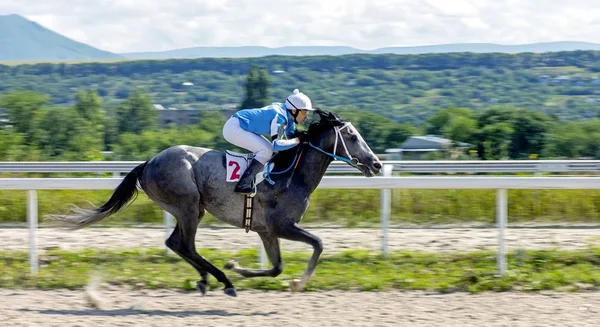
[224,232,283,278]
[276,222,323,292]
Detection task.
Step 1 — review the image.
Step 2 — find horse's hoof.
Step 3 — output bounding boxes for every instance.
[224,260,237,270]
[196,281,208,296]
[289,279,303,293]
[224,287,237,297]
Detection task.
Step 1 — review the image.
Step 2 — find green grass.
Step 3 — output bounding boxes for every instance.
[2,247,600,293]
[1,188,599,227]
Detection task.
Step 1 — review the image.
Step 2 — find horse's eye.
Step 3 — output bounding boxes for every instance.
[351,135,358,142]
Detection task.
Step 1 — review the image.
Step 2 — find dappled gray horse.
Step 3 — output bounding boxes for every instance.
[52,109,382,297]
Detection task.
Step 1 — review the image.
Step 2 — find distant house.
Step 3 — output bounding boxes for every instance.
[385,135,471,160]
[155,105,203,128]
[551,75,571,85]
[154,103,237,128]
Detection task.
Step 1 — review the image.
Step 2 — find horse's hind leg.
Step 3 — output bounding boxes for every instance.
[166,224,209,294]
[224,232,283,278]
[165,209,237,297]
[276,221,323,292]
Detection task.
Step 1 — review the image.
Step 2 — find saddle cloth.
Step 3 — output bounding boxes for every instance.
[225,150,273,185]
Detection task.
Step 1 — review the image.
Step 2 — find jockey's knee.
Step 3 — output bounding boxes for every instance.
[255,148,273,164]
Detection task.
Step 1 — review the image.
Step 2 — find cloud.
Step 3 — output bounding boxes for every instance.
[1,0,599,53]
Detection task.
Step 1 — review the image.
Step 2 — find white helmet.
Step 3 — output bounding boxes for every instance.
[285,89,313,111]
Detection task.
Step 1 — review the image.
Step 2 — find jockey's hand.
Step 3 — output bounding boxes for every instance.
[295,131,310,144]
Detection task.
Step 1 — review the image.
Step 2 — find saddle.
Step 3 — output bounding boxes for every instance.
[225,150,274,186]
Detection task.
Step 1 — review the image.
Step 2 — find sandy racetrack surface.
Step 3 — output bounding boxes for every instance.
[2,224,600,253]
[1,288,599,327]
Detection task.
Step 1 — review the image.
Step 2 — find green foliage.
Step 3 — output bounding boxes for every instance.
[544,119,600,158]
[115,89,158,135]
[2,51,600,162]
[0,188,599,226]
[3,51,600,124]
[0,90,48,145]
[334,108,416,153]
[0,130,29,160]
[240,65,270,109]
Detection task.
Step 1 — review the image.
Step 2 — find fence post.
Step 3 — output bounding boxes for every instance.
[380,164,393,258]
[27,190,38,275]
[259,238,268,269]
[497,189,507,276]
[163,211,174,253]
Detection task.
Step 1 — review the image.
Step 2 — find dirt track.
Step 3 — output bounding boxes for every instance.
[2,225,600,326]
[1,287,599,327]
[1,224,599,253]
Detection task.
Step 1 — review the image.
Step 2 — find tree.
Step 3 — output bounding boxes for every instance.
[475,122,514,159]
[385,123,417,148]
[543,119,600,158]
[425,107,473,136]
[240,65,270,109]
[0,90,48,145]
[543,122,588,158]
[0,129,29,160]
[115,89,158,135]
[38,107,78,159]
[442,115,477,143]
[74,89,107,153]
[510,110,552,158]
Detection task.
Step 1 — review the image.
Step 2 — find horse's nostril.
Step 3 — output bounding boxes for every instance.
[373,162,382,170]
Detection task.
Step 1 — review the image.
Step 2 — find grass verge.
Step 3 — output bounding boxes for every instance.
[2,247,600,293]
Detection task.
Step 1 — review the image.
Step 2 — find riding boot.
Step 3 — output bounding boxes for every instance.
[234,160,265,194]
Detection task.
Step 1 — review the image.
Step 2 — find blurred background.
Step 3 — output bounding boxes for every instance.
[1,1,600,326]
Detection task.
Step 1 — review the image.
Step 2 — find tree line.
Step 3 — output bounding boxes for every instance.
[1,70,599,161]
[2,51,600,125]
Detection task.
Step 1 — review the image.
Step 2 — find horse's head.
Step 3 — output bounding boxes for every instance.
[304,109,382,177]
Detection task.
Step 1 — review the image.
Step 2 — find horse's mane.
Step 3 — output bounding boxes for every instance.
[269,108,346,171]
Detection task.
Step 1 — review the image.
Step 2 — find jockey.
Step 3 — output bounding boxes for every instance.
[222,89,314,194]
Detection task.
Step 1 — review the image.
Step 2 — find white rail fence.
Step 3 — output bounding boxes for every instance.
[1,160,599,174]
[2,167,600,277]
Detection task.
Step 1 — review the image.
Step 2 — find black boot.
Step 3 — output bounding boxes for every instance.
[234,160,265,194]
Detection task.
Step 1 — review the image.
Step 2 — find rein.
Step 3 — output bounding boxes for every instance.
[263,122,357,185]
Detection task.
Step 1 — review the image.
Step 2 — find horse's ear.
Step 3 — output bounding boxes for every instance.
[327,112,342,124]
[313,108,327,121]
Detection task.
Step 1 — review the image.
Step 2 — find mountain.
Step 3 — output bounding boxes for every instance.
[122,41,600,59]
[121,46,366,59]
[3,13,600,62]
[0,14,123,61]
[373,41,600,55]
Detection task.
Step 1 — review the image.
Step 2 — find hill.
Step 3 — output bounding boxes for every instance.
[3,14,600,61]
[121,42,600,59]
[0,14,123,61]
[121,46,365,59]
[2,51,600,124]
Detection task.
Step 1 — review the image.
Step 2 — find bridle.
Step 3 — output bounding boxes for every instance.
[263,121,363,185]
[308,122,358,165]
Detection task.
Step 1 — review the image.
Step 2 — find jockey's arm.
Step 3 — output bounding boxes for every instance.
[272,136,300,152]
[269,112,300,151]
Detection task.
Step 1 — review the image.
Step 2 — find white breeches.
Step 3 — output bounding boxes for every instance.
[222,117,274,164]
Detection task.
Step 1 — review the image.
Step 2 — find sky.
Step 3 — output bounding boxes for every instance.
[1,0,600,53]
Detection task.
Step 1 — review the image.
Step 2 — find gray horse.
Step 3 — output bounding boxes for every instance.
[52,109,382,297]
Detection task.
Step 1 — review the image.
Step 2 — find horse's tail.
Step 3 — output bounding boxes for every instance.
[48,162,147,230]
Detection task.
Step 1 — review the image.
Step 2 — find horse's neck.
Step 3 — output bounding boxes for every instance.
[294,142,334,194]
